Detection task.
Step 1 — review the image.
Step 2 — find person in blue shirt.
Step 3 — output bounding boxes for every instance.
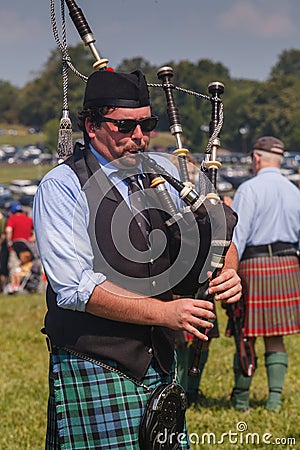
[231,136,300,412]
[33,68,241,449]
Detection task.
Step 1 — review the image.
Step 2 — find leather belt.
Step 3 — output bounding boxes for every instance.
[241,242,298,261]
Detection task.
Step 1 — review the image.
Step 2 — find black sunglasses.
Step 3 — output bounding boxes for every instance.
[98,116,158,134]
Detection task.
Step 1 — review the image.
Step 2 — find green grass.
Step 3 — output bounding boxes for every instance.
[0,163,53,184]
[0,124,43,147]
[1,294,299,449]
[0,293,48,450]
[0,133,45,148]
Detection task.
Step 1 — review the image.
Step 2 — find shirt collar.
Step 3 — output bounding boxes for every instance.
[257,167,281,176]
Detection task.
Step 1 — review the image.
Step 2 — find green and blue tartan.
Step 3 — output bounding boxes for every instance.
[46,347,190,449]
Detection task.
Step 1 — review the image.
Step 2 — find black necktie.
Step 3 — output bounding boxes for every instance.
[126,175,151,240]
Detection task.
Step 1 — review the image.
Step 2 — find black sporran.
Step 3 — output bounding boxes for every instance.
[139,382,187,450]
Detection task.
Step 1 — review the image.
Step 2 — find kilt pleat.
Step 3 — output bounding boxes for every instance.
[45,357,60,449]
[45,348,190,449]
[239,256,300,337]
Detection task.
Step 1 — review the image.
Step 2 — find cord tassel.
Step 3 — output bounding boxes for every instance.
[57,110,73,160]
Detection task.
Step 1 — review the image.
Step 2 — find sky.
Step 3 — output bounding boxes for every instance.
[1,0,300,88]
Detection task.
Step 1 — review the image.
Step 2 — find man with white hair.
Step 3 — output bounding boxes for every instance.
[231,136,300,411]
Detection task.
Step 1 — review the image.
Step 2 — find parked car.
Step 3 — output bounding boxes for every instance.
[9,179,40,196]
[0,194,14,210]
[0,183,12,196]
[7,146,42,164]
[217,176,233,193]
[19,194,35,208]
[220,166,252,189]
[0,145,17,161]
[33,153,56,165]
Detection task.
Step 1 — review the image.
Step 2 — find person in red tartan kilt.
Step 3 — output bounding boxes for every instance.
[231,135,300,411]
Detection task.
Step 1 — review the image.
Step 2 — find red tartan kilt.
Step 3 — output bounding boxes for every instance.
[238,255,300,337]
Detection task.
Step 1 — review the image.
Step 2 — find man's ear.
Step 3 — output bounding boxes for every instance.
[85,118,96,138]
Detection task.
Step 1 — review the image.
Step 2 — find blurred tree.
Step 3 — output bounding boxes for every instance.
[270,49,300,78]
[221,79,257,152]
[43,118,60,154]
[0,81,20,124]
[241,75,300,151]
[18,45,94,128]
[117,57,154,77]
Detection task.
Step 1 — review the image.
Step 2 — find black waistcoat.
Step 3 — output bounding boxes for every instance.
[45,143,176,380]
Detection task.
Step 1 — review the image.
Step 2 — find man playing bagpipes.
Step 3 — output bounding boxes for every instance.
[33,68,242,449]
[229,136,300,412]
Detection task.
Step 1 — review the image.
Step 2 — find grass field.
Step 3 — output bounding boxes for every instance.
[1,293,299,449]
[0,163,53,185]
[0,293,48,450]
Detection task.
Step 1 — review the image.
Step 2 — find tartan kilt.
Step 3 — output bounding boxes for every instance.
[45,348,190,450]
[238,255,300,337]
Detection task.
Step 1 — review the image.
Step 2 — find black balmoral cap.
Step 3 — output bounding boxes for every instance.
[83,69,150,108]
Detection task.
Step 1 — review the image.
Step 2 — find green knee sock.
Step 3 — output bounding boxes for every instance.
[265,352,288,411]
[231,353,253,411]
